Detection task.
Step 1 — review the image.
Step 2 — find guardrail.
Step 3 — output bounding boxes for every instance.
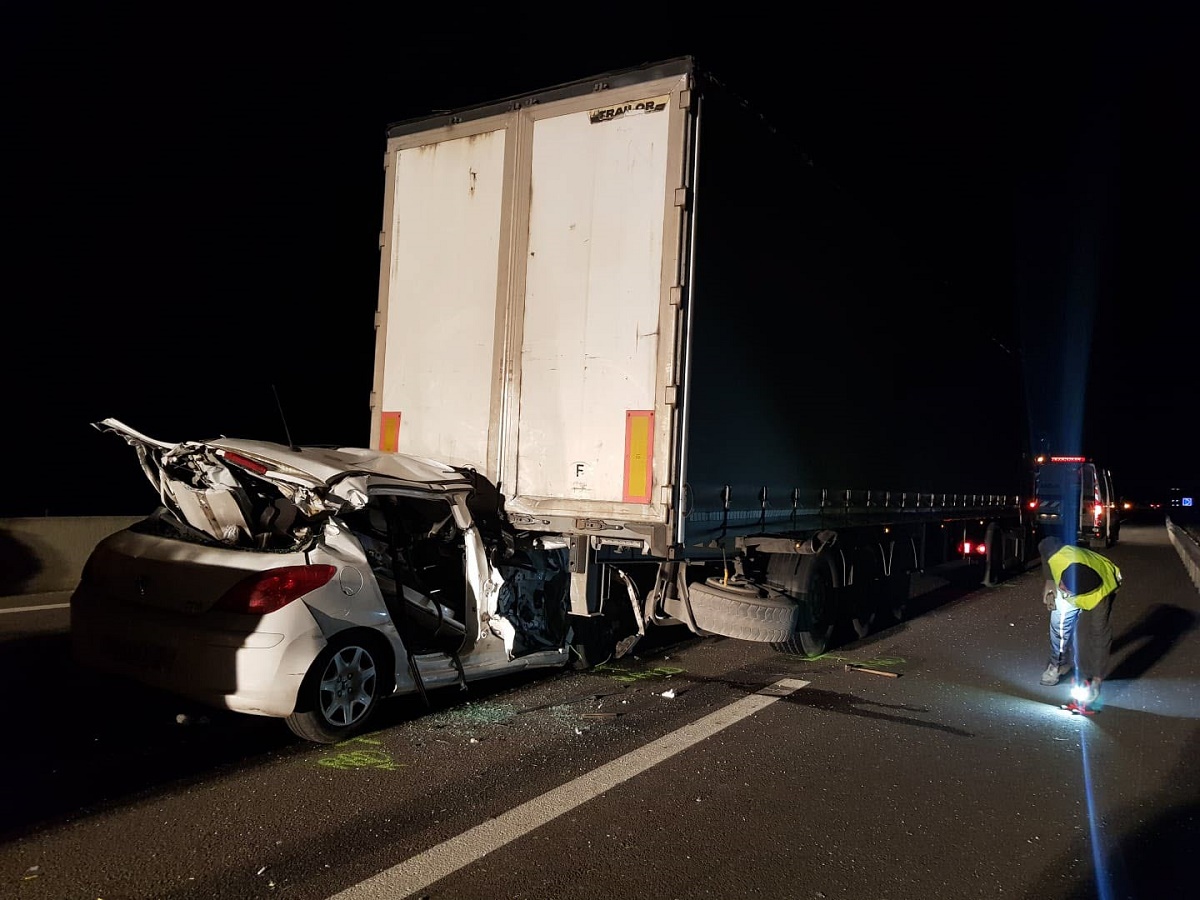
[1166,517,1200,595]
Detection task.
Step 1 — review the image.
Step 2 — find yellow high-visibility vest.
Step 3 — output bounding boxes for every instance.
[1046,545,1122,610]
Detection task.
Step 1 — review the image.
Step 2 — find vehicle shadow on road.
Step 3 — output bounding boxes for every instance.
[1107,603,1199,681]
[0,629,592,844]
[780,686,975,737]
[0,631,299,842]
[0,613,694,844]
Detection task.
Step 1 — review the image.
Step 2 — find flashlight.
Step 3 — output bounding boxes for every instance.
[1070,684,1089,702]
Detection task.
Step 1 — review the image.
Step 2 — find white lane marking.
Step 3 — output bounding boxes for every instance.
[0,603,69,615]
[328,677,810,900]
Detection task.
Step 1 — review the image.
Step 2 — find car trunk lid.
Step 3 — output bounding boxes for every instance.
[78,524,311,615]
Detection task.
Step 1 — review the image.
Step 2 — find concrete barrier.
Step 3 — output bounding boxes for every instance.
[1166,517,1200,596]
[0,516,142,598]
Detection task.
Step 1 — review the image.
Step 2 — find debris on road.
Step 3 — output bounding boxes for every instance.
[846,664,901,678]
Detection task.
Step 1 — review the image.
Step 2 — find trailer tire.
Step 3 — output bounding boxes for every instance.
[888,573,911,622]
[686,580,798,643]
[772,553,840,657]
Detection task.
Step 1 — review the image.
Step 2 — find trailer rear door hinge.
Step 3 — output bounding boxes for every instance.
[674,187,689,209]
[664,385,677,406]
[669,286,683,307]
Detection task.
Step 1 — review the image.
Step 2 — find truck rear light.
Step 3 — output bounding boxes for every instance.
[958,541,988,557]
[1027,499,1038,510]
[215,565,337,615]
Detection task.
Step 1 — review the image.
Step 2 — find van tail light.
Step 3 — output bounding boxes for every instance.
[215,565,337,615]
[1093,502,1104,521]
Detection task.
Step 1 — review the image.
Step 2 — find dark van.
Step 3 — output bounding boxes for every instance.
[1029,456,1120,548]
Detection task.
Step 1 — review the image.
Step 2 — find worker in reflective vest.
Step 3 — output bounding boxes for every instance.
[1037,536,1122,711]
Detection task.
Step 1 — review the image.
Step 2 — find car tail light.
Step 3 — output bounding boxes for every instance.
[215,565,337,615]
[1027,499,1039,510]
[221,450,270,475]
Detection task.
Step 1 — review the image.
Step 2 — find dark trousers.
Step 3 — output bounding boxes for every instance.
[1074,591,1115,684]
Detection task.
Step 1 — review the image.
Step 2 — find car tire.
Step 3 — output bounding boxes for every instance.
[286,634,386,744]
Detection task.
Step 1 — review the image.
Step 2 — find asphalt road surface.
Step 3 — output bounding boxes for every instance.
[3,521,1197,899]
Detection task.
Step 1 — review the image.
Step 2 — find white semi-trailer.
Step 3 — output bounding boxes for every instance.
[369,55,1029,660]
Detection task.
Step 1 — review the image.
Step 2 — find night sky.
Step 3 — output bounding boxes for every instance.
[4,5,1195,516]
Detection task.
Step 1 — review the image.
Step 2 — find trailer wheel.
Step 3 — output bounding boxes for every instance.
[686,579,798,643]
[880,537,916,622]
[888,574,911,622]
[772,554,839,657]
[847,547,883,639]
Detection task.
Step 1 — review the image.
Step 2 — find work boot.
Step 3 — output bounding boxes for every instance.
[1040,661,1071,686]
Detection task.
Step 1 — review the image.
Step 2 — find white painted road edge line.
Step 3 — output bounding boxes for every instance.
[328,677,811,900]
[0,603,70,615]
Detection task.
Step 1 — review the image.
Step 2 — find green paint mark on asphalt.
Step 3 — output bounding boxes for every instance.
[316,734,404,770]
[318,749,405,771]
[594,663,684,684]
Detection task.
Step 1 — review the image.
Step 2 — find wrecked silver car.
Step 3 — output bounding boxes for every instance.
[70,419,577,743]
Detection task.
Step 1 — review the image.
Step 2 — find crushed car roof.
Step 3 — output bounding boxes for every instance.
[93,418,479,545]
[95,418,472,489]
[208,439,472,488]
